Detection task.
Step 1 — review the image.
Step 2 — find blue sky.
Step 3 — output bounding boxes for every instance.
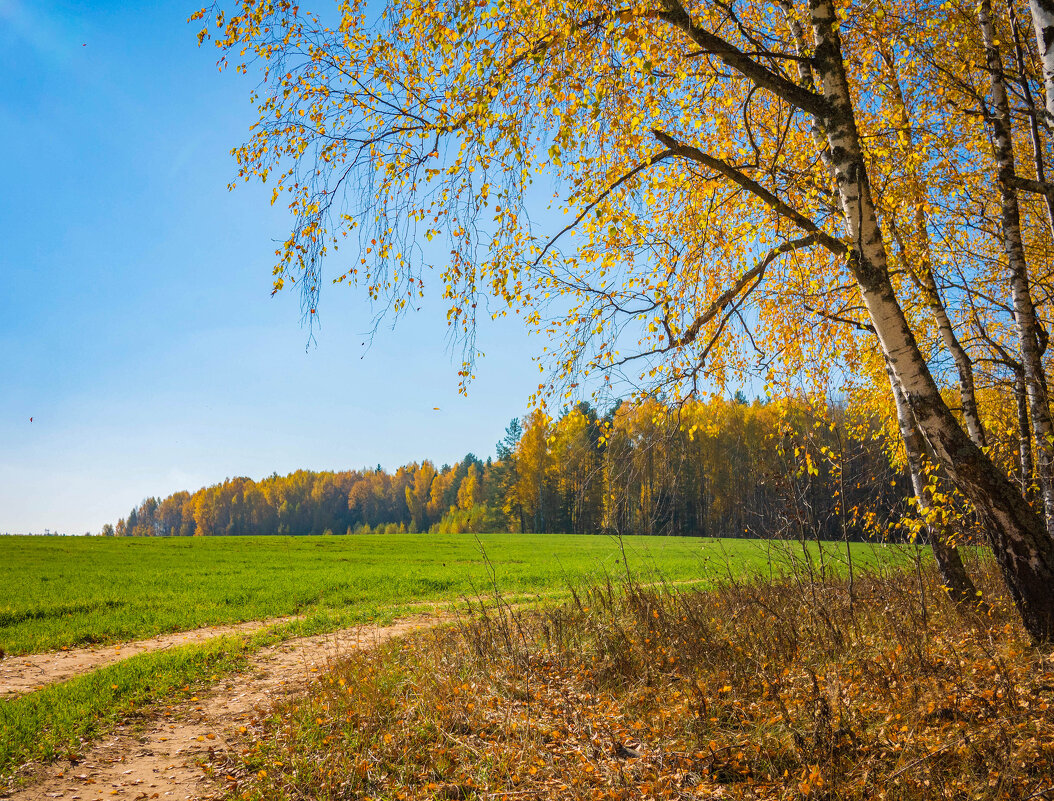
[0,0,539,534]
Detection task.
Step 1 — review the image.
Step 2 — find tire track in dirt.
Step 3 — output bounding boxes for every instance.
[3,616,443,801]
[0,620,299,698]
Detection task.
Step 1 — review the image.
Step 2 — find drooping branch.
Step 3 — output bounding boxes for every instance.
[603,233,818,371]
[674,233,820,347]
[533,149,675,268]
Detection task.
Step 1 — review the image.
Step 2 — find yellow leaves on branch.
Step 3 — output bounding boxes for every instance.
[202,0,1051,423]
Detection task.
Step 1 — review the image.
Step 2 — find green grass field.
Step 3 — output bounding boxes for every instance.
[0,533,905,655]
[0,533,917,779]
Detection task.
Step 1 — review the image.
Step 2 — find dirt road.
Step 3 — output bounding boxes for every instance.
[3,617,441,801]
[0,620,299,698]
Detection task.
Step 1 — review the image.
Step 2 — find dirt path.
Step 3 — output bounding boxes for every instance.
[0,578,702,699]
[0,619,299,698]
[3,616,442,801]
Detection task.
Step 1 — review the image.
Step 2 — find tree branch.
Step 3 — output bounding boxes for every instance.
[657,0,830,118]
[532,150,674,268]
[675,233,820,347]
[651,129,847,255]
[1008,173,1054,200]
[802,304,875,333]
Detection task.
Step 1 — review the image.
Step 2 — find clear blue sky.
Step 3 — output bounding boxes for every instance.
[0,0,539,534]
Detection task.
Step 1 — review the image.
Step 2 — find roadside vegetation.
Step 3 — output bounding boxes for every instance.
[0,535,912,784]
[216,554,1054,801]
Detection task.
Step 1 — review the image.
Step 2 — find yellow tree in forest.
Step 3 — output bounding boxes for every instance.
[457,463,482,510]
[549,405,604,535]
[406,461,437,532]
[199,0,1054,641]
[510,409,555,534]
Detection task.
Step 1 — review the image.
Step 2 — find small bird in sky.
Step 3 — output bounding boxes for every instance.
[29,417,33,423]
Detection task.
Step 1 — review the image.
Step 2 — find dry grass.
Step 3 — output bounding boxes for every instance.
[212,555,1054,800]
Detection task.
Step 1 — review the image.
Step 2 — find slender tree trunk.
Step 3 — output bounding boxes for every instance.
[792,16,994,499]
[909,240,987,447]
[778,0,836,173]
[808,0,1054,642]
[1010,0,1054,234]
[979,0,1054,537]
[1017,368,1038,498]
[879,47,987,447]
[1027,0,1054,127]
[790,17,989,450]
[886,362,984,607]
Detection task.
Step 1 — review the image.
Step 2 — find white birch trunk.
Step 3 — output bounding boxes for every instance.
[1028,0,1054,127]
[806,0,1054,642]
[878,48,987,448]
[1008,0,1054,235]
[978,0,1054,536]
[1018,369,1038,497]
[885,362,983,607]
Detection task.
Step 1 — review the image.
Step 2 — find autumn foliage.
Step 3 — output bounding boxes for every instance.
[195,0,1054,638]
[110,395,908,540]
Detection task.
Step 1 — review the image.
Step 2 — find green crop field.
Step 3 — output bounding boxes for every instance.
[0,533,909,656]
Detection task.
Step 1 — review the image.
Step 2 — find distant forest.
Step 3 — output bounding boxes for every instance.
[106,396,908,540]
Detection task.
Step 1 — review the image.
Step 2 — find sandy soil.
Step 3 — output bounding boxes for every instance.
[0,620,299,698]
[2,616,442,801]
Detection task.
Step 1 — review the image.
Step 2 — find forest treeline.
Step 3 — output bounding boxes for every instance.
[106,396,906,540]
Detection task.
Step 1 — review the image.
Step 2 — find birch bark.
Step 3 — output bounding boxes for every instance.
[1009,0,1054,235]
[1018,369,1038,498]
[885,362,983,607]
[1027,0,1054,127]
[978,0,1054,536]
[879,48,987,448]
[806,0,1054,641]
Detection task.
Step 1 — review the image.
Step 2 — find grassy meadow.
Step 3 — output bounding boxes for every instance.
[0,533,906,655]
[0,533,915,780]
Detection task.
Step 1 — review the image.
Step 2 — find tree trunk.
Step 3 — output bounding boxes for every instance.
[1017,368,1038,499]
[979,0,1054,537]
[1009,0,1054,235]
[789,16,988,450]
[911,248,987,448]
[1027,0,1054,128]
[886,362,984,607]
[808,0,1054,642]
[878,47,987,448]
